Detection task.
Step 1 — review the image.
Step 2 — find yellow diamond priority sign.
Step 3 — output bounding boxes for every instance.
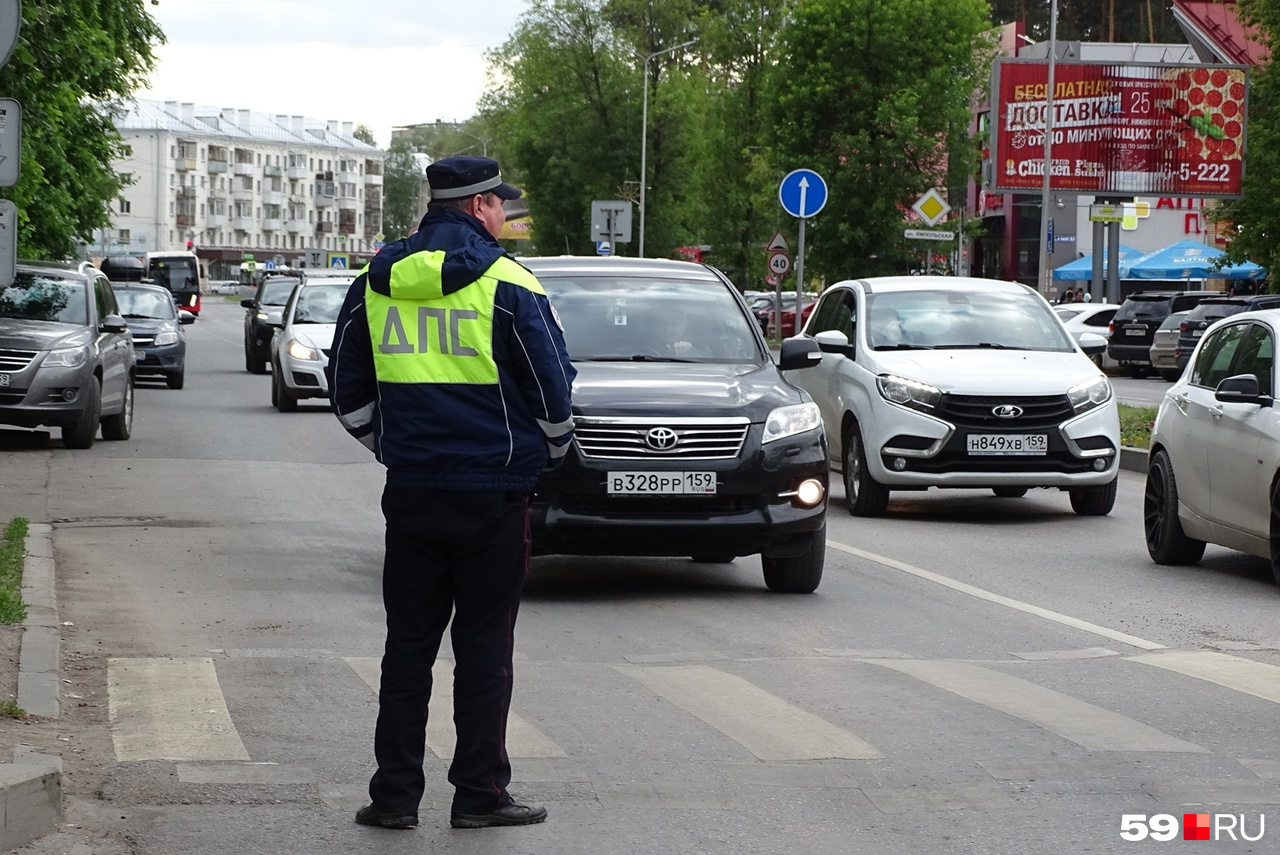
[912,188,951,227]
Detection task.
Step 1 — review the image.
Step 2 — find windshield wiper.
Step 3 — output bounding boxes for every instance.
[122,313,161,319]
[873,343,933,350]
[934,342,1028,350]
[578,355,699,363]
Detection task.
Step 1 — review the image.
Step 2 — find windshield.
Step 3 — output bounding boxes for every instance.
[865,288,1075,352]
[114,289,177,320]
[0,274,88,325]
[291,283,348,324]
[1115,296,1173,320]
[260,278,298,306]
[540,275,761,362]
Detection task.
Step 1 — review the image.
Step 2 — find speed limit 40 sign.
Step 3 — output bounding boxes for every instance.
[767,251,792,277]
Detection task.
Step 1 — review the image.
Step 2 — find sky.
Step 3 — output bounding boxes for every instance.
[136,0,530,148]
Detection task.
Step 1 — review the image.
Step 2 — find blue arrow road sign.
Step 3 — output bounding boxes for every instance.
[778,168,828,219]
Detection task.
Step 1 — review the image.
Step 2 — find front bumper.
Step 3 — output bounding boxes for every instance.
[278,349,330,399]
[133,341,185,378]
[531,426,828,558]
[0,359,96,429]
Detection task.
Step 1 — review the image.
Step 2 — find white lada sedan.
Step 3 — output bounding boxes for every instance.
[785,275,1119,517]
[268,277,354,411]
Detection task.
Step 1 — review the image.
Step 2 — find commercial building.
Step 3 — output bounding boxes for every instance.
[99,99,385,278]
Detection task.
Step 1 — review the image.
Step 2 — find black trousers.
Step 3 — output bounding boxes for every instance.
[369,486,530,815]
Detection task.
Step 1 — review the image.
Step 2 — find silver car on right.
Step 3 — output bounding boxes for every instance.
[1144,307,1280,588]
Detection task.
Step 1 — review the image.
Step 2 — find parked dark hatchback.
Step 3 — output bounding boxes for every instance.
[111,282,193,389]
[1174,293,1280,371]
[1107,290,1213,376]
[523,256,829,593]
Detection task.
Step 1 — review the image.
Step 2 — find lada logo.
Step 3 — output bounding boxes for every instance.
[992,405,1024,419]
[645,427,680,450]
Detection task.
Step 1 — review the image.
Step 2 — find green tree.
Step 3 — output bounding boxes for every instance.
[381,139,422,241]
[767,0,992,283]
[0,0,163,259]
[989,1,1185,43]
[353,124,377,146]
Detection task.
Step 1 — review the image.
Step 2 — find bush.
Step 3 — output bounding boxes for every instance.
[1119,404,1158,449]
[0,517,29,625]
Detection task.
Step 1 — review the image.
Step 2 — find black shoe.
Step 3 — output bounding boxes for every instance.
[450,800,548,829]
[355,804,418,829]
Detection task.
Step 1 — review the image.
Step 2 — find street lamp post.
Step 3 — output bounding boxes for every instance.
[639,38,697,258]
[1038,0,1059,297]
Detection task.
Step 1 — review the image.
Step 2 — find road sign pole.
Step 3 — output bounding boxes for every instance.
[795,217,805,327]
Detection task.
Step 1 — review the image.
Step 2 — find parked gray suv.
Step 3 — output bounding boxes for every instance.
[0,261,135,448]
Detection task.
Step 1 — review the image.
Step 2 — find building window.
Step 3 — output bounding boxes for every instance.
[118,198,131,214]
[118,229,130,242]
[169,201,174,214]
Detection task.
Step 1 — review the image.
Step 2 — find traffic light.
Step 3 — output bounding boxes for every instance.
[186,239,193,251]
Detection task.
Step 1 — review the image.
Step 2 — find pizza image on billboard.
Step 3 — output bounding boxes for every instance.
[990,59,1249,197]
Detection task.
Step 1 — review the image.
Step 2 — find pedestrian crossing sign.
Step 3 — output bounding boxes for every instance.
[328,254,348,269]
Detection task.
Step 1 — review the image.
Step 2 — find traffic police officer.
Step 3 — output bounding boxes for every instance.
[328,156,575,830]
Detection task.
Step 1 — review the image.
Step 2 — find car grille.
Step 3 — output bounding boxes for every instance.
[131,335,155,346]
[574,417,750,460]
[0,348,37,372]
[0,392,24,405]
[935,394,1074,430]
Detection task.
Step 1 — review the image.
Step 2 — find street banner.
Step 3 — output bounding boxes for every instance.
[990,59,1248,197]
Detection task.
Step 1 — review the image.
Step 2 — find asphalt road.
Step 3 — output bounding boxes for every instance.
[4,298,1279,854]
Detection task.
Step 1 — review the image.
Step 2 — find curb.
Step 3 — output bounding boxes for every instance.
[2,523,63,849]
[1119,445,1149,475]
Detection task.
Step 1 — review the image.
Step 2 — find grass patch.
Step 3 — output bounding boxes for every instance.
[0,516,29,624]
[1119,403,1158,449]
[0,699,24,719]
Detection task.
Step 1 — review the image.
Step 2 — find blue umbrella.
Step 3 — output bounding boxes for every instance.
[1051,244,1146,281]
[1125,240,1266,281]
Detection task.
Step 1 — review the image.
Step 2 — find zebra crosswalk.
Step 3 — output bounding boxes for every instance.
[106,650,1280,777]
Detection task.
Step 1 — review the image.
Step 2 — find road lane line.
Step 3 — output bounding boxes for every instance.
[864,659,1206,753]
[108,658,250,762]
[828,540,1166,651]
[344,657,565,759]
[1129,651,1280,705]
[617,664,882,761]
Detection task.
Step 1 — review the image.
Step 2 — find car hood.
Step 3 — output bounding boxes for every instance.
[570,360,801,418]
[872,349,1102,395]
[290,325,336,350]
[0,320,90,351]
[123,319,177,336]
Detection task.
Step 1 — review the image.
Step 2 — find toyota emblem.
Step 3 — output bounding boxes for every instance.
[645,426,680,450]
[992,404,1024,419]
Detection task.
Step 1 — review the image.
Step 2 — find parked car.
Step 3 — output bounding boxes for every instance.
[787,276,1120,517]
[759,295,817,337]
[110,282,192,389]
[1174,293,1280,372]
[268,277,353,411]
[0,261,135,448]
[522,256,829,593]
[242,273,302,374]
[1107,290,1213,377]
[1144,308,1280,588]
[1054,302,1118,368]
[1148,311,1190,382]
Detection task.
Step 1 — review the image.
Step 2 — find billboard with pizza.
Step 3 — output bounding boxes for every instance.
[990,59,1248,197]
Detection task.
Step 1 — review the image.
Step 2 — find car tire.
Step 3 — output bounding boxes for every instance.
[248,351,267,375]
[1144,449,1206,564]
[843,422,889,517]
[992,486,1027,498]
[1269,480,1280,589]
[1126,364,1150,379]
[1069,477,1116,516]
[1159,369,1181,382]
[166,369,185,390]
[691,555,735,564]
[273,367,297,412]
[761,522,825,593]
[61,377,101,449]
[100,375,133,441]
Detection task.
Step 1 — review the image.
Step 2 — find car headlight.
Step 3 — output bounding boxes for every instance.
[42,345,88,368]
[877,374,941,412]
[256,311,269,320]
[153,331,179,346]
[1067,375,1112,413]
[286,339,320,361]
[762,402,822,444]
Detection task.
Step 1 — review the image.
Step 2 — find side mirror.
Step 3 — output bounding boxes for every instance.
[102,314,128,334]
[813,328,855,358]
[178,309,196,325]
[778,335,822,371]
[241,298,255,309]
[1076,331,1107,356]
[1215,373,1273,407]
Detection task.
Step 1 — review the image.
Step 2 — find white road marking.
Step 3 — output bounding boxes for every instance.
[863,659,1206,753]
[828,540,1167,651]
[344,657,565,759]
[617,664,882,761]
[1129,651,1280,705]
[108,658,249,762]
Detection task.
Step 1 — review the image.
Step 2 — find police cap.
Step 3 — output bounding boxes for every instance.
[426,156,523,201]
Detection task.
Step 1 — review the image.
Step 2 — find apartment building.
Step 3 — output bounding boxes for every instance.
[102,99,385,277]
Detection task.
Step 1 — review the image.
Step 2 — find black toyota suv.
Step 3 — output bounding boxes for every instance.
[1107,290,1213,377]
[1174,293,1280,371]
[522,256,829,593]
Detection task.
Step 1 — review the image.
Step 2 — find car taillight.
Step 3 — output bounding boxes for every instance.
[1179,322,1189,334]
[1108,322,1114,334]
